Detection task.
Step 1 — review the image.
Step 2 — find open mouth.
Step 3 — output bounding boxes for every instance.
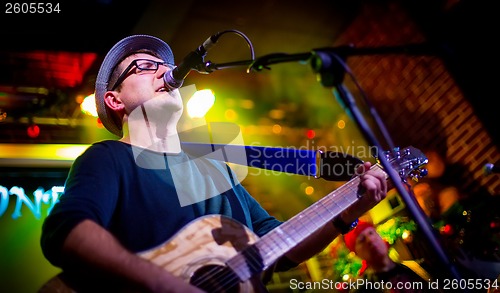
[156,87,168,92]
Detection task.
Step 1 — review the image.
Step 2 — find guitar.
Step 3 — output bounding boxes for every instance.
[39,146,428,293]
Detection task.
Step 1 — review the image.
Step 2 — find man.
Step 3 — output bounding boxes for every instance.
[344,221,438,292]
[40,34,387,292]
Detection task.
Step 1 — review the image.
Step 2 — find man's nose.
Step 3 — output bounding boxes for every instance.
[365,235,378,246]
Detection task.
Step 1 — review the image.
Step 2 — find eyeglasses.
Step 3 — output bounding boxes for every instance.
[110,59,172,91]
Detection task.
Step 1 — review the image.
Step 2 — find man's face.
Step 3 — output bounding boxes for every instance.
[354,227,389,263]
[114,53,183,118]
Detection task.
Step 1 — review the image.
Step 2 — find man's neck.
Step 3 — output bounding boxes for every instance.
[121,123,181,154]
[120,103,184,153]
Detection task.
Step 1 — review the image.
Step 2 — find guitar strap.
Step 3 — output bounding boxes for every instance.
[181,142,363,182]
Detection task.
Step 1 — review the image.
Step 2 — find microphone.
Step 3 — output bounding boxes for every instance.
[164,32,222,89]
[483,163,500,175]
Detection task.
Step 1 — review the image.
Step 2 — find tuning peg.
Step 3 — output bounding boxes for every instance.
[382,146,402,160]
[419,169,428,178]
[393,147,402,159]
[409,168,428,182]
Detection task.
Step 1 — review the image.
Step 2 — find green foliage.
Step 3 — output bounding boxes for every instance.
[376,217,417,245]
[331,247,363,281]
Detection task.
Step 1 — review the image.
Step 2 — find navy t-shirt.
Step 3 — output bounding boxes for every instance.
[41,140,282,266]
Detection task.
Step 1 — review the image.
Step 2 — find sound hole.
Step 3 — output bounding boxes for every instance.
[190,264,240,293]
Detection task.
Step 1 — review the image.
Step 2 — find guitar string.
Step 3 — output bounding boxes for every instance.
[190,247,261,290]
[190,265,240,290]
[188,178,362,290]
[195,176,363,289]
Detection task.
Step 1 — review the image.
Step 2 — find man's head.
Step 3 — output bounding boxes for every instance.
[344,220,389,263]
[95,35,175,137]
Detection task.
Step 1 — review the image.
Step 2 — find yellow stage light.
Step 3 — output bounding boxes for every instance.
[187,89,215,118]
[80,94,98,117]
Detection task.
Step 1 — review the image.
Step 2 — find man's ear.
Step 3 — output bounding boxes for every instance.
[104,91,125,112]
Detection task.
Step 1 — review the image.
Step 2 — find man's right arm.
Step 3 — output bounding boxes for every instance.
[60,219,204,293]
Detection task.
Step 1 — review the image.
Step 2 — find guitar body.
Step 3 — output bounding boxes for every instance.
[140,215,265,292]
[39,215,266,293]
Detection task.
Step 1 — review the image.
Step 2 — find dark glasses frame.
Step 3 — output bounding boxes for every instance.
[110,59,172,91]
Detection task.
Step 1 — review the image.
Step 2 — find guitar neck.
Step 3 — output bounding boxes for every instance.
[226,164,387,280]
[258,174,363,266]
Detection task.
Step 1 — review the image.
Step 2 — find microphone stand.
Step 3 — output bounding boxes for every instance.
[197,60,254,73]
[200,43,437,73]
[245,44,463,282]
[196,52,311,73]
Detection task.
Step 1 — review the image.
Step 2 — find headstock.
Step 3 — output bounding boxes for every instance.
[378,146,428,182]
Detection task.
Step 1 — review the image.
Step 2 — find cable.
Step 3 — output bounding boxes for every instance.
[212,29,255,61]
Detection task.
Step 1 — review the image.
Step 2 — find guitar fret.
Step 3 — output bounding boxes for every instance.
[319,196,340,217]
[281,217,312,241]
[241,246,265,274]
[275,226,298,247]
[258,237,280,260]
[311,203,330,223]
[226,253,252,280]
[254,227,297,268]
[297,213,316,234]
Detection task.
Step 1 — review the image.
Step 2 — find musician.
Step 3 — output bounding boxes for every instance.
[40,34,387,292]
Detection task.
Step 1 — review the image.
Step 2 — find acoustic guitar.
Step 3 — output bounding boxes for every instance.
[39,146,428,293]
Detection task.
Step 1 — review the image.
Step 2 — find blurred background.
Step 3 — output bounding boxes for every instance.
[1,0,499,292]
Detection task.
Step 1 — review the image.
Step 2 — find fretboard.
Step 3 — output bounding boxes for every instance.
[227,164,386,280]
